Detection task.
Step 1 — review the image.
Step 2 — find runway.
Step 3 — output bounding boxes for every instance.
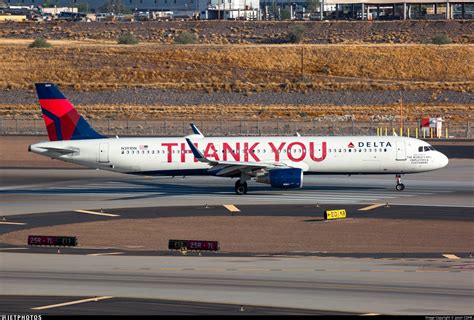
[2,295,339,315]
[1,252,473,315]
[0,154,473,315]
[0,159,472,216]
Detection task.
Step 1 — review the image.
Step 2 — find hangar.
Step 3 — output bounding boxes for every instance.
[320,0,474,20]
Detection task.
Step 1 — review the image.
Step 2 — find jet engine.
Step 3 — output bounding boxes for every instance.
[255,168,303,189]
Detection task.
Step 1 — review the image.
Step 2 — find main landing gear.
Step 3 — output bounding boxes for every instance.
[235,179,248,195]
[395,174,405,191]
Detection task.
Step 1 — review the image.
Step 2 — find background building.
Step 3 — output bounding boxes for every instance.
[3,0,472,18]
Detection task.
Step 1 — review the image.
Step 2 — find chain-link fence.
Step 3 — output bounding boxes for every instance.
[0,118,472,138]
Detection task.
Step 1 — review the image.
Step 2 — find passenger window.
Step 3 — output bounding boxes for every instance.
[424,146,430,152]
[418,146,423,152]
[384,149,387,152]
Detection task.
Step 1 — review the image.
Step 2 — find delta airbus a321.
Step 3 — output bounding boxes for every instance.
[29,83,449,194]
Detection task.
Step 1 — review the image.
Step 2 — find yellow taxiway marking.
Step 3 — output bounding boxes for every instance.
[443,254,461,260]
[223,204,240,213]
[0,221,26,225]
[32,296,113,310]
[87,252,124,256]
[75,210,119,217]
[358,203,385,211]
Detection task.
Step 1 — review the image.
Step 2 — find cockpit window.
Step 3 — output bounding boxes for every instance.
[420,146,436,152]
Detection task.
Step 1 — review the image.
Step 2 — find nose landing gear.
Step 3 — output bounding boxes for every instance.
[235,179,248,195]
[395,174,405,191]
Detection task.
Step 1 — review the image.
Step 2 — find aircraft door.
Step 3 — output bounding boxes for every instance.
[99,143,109,163]
[396,140,406,161]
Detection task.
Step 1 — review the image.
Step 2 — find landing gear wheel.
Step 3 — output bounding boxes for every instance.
[395,183,405,191]
[395,174,405,191]
[235,180,248,195]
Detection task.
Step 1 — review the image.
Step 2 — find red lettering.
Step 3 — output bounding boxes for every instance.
[180,142,199,163]
[244,142,260,161]
[287,142,306,162]
[268,142,286,161]
[204,143,220,160]
[162,142,178,163]
[223,142,240,161]
[310,142,327,162]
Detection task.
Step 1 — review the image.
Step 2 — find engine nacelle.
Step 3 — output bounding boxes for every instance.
[255,168,303,189]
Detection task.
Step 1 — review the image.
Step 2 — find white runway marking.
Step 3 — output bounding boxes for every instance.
[74,209,119,217]
[0,221,26,225]
[31,296,114,310]
[88,252,124,256]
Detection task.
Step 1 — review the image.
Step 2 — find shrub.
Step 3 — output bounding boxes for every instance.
[118,33,139,45]
[29,37,52,48]
[288,25,306,44]
[432,34,451,45]
[175,31,198,44]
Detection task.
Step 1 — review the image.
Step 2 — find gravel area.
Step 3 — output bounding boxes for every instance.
[1,20,472,44]
[2,89,473,106]
[1,216,472,253]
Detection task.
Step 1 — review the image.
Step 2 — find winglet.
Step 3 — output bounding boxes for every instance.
[185,138,209,163]
[190,123,204,136]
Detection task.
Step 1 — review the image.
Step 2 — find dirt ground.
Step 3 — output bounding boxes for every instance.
[1,216,472,253]
[1,20,472,44]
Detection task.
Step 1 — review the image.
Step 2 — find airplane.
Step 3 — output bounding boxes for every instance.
[29,83,449,195]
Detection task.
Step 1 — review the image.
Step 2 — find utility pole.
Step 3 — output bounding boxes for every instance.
[301,45,304,80]
[400,93,404,135]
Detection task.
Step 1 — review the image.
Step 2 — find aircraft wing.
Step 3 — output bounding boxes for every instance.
[185,138,290,177]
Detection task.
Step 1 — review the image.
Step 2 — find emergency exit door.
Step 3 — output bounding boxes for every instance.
[99,143,109,163]
[396,140,406,161]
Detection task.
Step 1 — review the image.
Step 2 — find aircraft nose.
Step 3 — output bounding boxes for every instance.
[438,152,449,168]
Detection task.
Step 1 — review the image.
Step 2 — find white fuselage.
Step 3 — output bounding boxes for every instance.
[30,136,449,177]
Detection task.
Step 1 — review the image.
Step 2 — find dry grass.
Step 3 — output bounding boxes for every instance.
[0,41,472,92]
[1,103,472,121]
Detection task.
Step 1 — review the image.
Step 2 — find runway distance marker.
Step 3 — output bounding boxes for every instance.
[324,209,347,220]
[75,209,119,217]
[31,296,113,310]
[28,235,77,247]
[442,254,461,260]
[358,203,385,211]
[168,239,220,252]
[223,204,240,213]
[0,221,27,225]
